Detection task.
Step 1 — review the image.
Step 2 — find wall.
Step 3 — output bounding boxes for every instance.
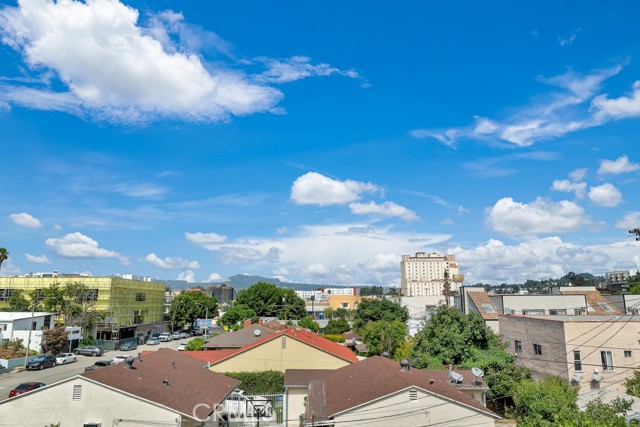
[0,376,183,427]
[333,387,495,427]
[328,295,362,310]
[495,294,587,315]
[212,335,352,373]
[285,386,308,427]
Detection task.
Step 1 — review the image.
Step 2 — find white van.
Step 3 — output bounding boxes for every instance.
[158,332,172,342]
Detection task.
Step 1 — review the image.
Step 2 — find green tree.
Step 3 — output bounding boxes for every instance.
[168,292,218,330]
[8,290,31,312]
[628,272,640,294]
[412,305,502,368]
[352,299,408,330]
[298,316,320,332]
[41,325,70,354]
[236,282,307,320]
[219,304,257,331]
[322,319,351,335]
[185,337,206,351]
[625,368,640,397]
[0,247,8,272]
[279,288,307,320]
[361,319,407,358]
[59,282,102,336]
[510,376,579,427]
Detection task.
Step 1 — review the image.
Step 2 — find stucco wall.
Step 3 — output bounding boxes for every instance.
[286,386,308,427]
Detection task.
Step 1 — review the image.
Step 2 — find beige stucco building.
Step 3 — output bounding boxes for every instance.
[501,315,640,392]
[400,252,464,297]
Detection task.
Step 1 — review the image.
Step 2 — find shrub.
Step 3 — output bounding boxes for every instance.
[223,371,284,394]
[321,334,345,343]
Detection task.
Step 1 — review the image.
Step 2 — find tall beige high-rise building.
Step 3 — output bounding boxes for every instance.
[400,252,464,296]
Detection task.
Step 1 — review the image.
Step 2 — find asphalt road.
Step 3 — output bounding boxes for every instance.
[0,338,189,401]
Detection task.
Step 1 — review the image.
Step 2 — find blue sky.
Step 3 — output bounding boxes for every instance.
[1,0,639,286]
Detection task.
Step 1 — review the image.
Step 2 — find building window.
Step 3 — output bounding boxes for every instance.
[574,308,587,315]
[0,289,13,302]
[597,302,615,313]
[601,350,614,371]
[72,384,82,401]
[514,340,523,353]
[84,289,99,302]
[481,303,496,314]
[31,321,37,331]
[533,344,543,355]
[135,292,146,302]
[522,309,545,315]
[625,350,633,358]
[549,309,567,315]
[573,350,582,371]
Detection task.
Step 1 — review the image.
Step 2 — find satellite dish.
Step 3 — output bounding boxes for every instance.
[572,373,582,382]
[253,329,262,337]
[449,371,463,384]
[471,367,484,378]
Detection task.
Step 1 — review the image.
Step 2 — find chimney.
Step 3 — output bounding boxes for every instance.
[243,319,252,328]
[278,323,286,330]
[258,319,263,326]
[124,356,135,369]
[163,379,169,386]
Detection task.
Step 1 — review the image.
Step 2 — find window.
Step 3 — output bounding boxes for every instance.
[481,303,496,313]
[597,302,614,312]
[0,289,13,302]
[573,350,582,371]
[533,344,543,355]
[135,292,146,302]
[514,340,523,352]
[625,350,633,358]
[0,324,6,331]
[601,350,614,371]
[523,309,545,315]
[31,321,37,331]
[574,308,587,315]
[549,309,567,315]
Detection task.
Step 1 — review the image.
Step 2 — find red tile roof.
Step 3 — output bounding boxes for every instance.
[82,348,239,419]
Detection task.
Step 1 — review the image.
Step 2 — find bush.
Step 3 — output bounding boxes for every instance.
[321,334,345,343]
[223,371,284,394]
[186,338,206,351]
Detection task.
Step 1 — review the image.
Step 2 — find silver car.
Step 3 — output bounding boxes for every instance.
[55,353,76,364]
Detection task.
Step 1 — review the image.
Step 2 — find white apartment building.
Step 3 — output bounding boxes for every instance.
[294,287,356,301]
[400,252,463,297]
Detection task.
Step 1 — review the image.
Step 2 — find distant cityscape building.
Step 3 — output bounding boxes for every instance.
[606,270,632,290]
[294,287,356,301]
[207,284,236,303]
[400,252,463,297]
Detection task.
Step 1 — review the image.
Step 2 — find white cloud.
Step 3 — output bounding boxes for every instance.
[290,172,379,206]
[486,197,589,236]
[588,183,623,207]
[144,253,200,269]
[177,270,196,283]
[0,0,282,123]
[558,29,580,47]
[569,168,588,181]
[597,155,640,175]
[25,254,50,264]
[551,179,587,198]
[348,201,418,221]
[111,182,168,199]
[185,231,228,245]
[592,81,640,121]
[255,56,361,84]
[45,232,129,264]
[53,224,62,230]
[207,273,224,282]
[412,65,622,147]
[616,212,640,230]
[9,212,42,228]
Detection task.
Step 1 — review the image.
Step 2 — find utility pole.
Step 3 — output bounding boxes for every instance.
[630,228,640,241]
[23,297,36,369]
[443,269,450,308]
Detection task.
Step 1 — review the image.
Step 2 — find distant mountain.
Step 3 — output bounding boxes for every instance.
[157,274,328,292]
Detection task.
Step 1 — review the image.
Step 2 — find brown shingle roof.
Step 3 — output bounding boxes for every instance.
[306,356,498,420]
[284,369,332,387]
[559,289,622,315]
[467,290,499,320]
[82,348,239,418]
[202,324,277,350]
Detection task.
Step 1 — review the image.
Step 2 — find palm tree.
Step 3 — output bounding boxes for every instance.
[0,247,8,272]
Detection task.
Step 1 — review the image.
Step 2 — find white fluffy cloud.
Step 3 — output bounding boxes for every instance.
[255,56,361,84]
[597,155,640,175]
[45,232,129,264]
[9,212,42,228]
[551,180,587,198]
[185,232,228,245]
[486,197,588,236]
[569,168,588,181]
[177,270,196,283]
[0,0,281,123]
[616,212,640,229]
[588,183,623,207]
[348,201,418,221]
[144,253,200,269]
[207,273,224,282]
[592,81,640,121]
[290,172,379,206]
[25,254,50,264]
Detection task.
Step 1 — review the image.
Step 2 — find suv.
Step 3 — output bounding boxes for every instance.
[73,346,104,357]
[158,332,172,342]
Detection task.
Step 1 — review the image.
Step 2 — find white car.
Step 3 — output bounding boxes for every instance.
[111,355,130,364]
[177,342,187,351]
[55,353,76,365]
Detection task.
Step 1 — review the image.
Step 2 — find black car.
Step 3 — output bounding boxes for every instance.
[119,341,137,351]
[26,354,56,370]
[84,360,113,372]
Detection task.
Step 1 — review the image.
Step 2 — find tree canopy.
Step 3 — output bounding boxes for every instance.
[0,247,8,272]
[360,319,408,359]
[235,282,306,320]
[219,304,257,331]
[298,316,320,332]
[168,292,218,329]
[322,319,351,335]
[41,325,70,354]
[352,298,408,330]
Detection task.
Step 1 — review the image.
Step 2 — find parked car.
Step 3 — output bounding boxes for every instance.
[146,337,160,345]
[177,342,187,351]
[171,331,181,340]
[179,331,189,339]
[73,346,104,357]
[55,353,77,364]
[26,354,56,370]
[158,332,172,342]
[223,389,273,419]
[8,382,45,397]
[111,355,130,364]
[119,341,137,351]
[84,359,113,372]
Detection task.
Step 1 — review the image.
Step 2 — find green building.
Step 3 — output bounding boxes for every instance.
[0,275,167,343]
